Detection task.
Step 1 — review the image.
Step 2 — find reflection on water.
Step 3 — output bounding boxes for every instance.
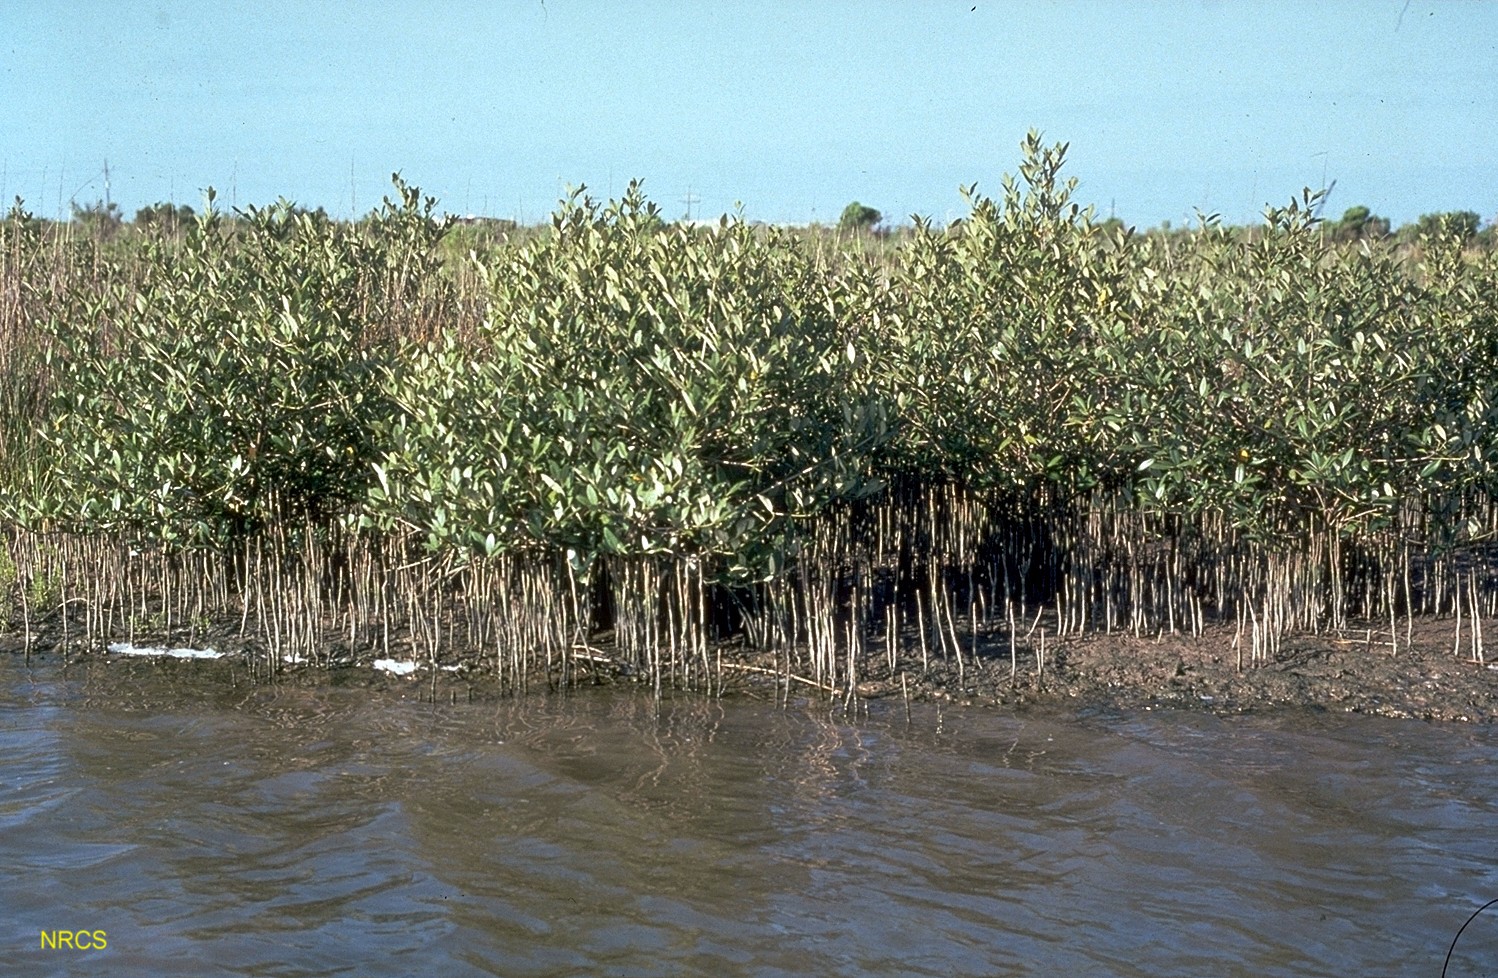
[2,654,1497,977]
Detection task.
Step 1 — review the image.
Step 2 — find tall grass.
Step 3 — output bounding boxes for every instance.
[3,138,1497,690]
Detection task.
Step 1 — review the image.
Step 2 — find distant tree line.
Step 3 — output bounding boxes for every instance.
[51,194,1498,252]
[1141,203,1492,249]
[1325,205,1485,246]
[64,198,334,242]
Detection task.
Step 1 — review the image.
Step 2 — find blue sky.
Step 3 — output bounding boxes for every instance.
[3,1,1494,229]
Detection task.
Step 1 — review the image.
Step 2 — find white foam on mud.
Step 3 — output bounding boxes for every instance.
[108,642,224,660]
[373,659,419,676]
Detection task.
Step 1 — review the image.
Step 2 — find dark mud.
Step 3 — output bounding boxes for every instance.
[846,618,1498,724]
[5,616,1497,723]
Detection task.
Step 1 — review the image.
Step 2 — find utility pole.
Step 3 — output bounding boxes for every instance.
[681,187,700,222]
[103,159,111,211]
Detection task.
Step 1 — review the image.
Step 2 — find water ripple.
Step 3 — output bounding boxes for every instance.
[4,658,1498,976]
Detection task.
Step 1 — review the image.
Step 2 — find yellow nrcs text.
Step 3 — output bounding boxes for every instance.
[40,929,107,950]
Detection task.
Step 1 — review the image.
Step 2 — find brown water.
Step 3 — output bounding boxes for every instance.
[3,655,1497,977]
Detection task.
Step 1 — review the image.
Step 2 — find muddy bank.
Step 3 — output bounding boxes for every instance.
[702,616,1498,724]
[4,616,1497,723]
[843,618,1498,724]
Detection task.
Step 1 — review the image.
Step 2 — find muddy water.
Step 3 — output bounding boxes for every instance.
[3,656,1497,977]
